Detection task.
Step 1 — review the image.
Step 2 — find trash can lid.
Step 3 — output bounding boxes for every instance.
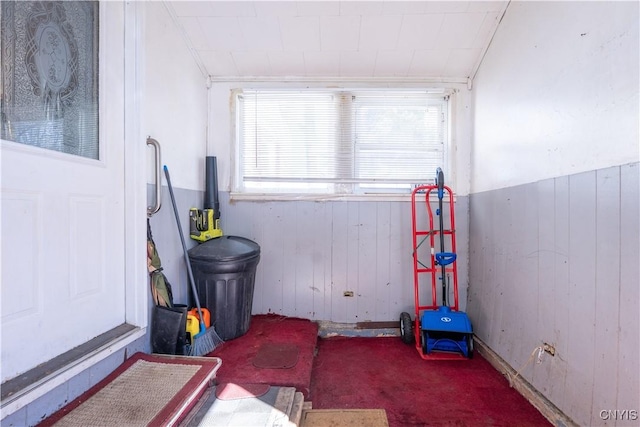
[188,235,260,263]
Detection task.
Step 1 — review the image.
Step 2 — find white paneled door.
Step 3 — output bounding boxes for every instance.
[0,3,126,383]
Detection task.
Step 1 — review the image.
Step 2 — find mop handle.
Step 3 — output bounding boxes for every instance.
[164,165,206,325]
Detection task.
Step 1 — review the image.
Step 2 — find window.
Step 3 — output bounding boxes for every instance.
[235,89,450,195]
[1,1,100,159]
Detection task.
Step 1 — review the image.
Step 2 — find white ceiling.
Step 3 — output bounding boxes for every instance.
[166,1,509,80]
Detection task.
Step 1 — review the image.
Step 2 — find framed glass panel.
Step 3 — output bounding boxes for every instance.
[1,1,99,159]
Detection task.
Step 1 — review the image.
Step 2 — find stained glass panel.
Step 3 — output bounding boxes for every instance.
[1,1,99,159]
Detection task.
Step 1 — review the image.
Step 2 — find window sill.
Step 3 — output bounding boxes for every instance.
[229,192,457,203]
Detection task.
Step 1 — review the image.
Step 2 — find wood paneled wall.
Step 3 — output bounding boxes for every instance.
[220,195,470,323]
[468,163,639,426]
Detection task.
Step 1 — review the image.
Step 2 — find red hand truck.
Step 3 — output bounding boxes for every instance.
[400,169,473,360]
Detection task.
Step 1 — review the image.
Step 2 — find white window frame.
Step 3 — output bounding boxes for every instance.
[232,87,456,200]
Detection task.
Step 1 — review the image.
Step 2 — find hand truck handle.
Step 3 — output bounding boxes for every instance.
[435,252,457,266]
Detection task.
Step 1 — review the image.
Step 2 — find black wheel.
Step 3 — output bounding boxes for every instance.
[399,312,414,344]
[422,331,430,354]
[467,334,474,359]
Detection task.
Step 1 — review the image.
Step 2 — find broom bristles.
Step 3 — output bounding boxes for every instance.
[189,322,224,356]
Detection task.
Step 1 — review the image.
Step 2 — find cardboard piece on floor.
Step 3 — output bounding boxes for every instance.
[300,409,389,427]
[253,342,299,369]
[215,382,270,400]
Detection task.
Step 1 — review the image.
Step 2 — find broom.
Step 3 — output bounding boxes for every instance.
[164,165,223,356]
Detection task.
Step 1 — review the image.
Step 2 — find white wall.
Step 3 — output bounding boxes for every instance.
[469,2,639,426]
[144,2,208,191]
[143,2,210,305]
[471,1,639,193]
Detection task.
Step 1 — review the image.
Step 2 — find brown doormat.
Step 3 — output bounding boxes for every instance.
[301,409,389,427]
[252,342,299,369]
[38,353,221,427]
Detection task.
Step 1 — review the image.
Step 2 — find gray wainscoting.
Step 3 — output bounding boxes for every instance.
[147,185,203,307]
[467,162,639,426]
[219,194,470,323]
[148,185,470,323]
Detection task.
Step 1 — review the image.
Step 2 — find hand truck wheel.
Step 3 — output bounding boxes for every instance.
[399,312,414,344]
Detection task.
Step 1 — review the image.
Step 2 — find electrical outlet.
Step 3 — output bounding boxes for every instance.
[543,343,556,356]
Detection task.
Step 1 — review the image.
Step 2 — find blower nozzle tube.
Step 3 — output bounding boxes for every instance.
[204,156,220,220]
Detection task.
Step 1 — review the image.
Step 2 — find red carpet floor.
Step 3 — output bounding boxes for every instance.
[207,314,318,398]
[310,336,551,427]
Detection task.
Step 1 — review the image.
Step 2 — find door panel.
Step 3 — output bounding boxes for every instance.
[1,191,42,323]
[0,2,126,383]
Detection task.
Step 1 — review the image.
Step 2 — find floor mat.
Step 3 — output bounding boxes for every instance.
[252,343,299,369]
[38,353,221,427]
[209,314,318,398]
[301,409,389,427]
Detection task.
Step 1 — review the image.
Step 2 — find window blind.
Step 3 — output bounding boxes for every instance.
[236,90,448,194]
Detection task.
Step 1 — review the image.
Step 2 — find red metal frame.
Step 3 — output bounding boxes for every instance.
[410,184,465,360]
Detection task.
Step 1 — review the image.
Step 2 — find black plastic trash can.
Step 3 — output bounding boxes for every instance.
[188,235,260,341]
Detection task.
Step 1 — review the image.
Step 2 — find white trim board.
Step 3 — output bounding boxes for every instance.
[0,327,146,418]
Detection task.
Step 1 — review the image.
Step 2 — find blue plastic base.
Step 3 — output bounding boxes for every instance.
[421,306,473,358]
